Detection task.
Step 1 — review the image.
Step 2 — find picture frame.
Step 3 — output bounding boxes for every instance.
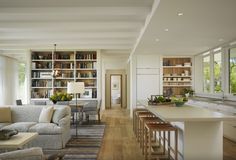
[81,89,92,98]
[112,82,119,90]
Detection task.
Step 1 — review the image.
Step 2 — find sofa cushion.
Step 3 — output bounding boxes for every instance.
[29,123,62,135]
[0,107,11,123]
[2,122,37,132]
[0,123,11,129]
[52,107,67,124]
[39,106,54,123]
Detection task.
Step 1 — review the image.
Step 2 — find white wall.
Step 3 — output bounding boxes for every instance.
[0,55,18,105]
[101,53,129,110]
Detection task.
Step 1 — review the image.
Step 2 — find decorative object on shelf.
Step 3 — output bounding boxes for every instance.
[0,129,18,140]
[81,89,92,98]
[49,92,72,104]
[67,82,85,136]
[148,95,173,105]
[171,97,188,107]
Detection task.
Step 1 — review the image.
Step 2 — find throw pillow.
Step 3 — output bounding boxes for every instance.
[39,106,54,123]
[52,108,67,124]
[0,107,11,123]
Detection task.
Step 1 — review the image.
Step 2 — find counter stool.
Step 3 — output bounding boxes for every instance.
[133,108,148,133]
[135,111,154,141]
[144,123,178,160]
[139,116,165,154]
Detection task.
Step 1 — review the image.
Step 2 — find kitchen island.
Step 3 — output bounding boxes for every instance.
[138,101,236,160]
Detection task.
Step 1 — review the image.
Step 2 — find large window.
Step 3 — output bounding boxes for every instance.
[203,56,210,93]
[213,51,222,93]
[17,62,27,103]
[229,48,236,94]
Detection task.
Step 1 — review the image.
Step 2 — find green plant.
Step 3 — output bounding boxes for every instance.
[183,88,194,96]
[171,97,188,107]
[49,92,72,104]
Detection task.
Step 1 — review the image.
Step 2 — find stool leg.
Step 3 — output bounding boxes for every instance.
[163,131,166,154]
[175,130,178,160]
[148,129,152,160]
[144,127,148,160]
[168,131,170,159]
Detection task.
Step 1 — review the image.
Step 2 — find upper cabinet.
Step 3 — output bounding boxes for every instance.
[31,50,98,101]
[162,57,192,96]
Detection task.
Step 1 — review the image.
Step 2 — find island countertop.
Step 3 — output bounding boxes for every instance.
[138,100,236,122]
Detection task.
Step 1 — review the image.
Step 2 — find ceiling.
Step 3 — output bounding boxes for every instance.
[0,0,153,60]
[1,0,236,60]
[134,0,236,55]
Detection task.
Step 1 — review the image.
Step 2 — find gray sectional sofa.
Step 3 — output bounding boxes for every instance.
[0,105,71,149]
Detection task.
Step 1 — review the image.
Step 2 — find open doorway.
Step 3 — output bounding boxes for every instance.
[110,75,122,108]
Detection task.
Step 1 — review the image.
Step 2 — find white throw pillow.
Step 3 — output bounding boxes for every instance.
[39,106,54,123]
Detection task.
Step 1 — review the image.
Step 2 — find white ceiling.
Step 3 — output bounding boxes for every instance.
[134,0,236,55]
[1,0,236,60]
[0,0,153,59]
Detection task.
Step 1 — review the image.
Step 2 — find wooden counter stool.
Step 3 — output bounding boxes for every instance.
[144,123,178,160]
[135,111,154,141]
[133,108,148,133]
[139,116,165,154]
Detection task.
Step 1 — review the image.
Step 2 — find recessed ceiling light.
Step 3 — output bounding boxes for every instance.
[155,38,160,42]
[178,12,184,16]
[164,28,169,32]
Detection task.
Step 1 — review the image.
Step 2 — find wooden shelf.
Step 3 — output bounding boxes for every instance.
[163,66,191,68]
[76,59,97,62]
[77,78,97,80]
[163,85,192,87]
[32,60,52,62]
[54,59,74,61]
[163,76,191,78]
[31,87,52,89]
[163,57,192,96]
[76,68,96,70]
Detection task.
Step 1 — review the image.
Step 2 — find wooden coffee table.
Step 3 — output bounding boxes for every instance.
[0,132,38,149]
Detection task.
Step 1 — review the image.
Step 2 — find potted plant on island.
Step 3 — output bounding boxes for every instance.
[183,88,194,97]
[49,92,72,104]
[171,97,188,107]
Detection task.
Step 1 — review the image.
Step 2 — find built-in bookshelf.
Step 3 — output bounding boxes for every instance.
[162,57,192,96]
[31,50,98,101]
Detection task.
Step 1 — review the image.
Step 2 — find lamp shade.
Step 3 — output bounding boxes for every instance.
[67,82,85,94]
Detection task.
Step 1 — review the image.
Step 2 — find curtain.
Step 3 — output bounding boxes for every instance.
[0,55,18,105]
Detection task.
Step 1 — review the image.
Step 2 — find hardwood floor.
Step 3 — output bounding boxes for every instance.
[98,106,236,160]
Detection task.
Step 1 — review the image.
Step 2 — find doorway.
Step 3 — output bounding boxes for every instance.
[110,75,122,108]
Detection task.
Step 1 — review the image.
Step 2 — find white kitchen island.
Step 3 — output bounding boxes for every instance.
[138,101,236,160]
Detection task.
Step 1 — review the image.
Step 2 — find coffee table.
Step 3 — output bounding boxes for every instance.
[0,132,38,149]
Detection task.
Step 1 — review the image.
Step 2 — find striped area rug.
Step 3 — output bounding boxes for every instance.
[44,124,105,160]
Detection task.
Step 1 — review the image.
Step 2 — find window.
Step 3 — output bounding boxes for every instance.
[203,56,210,93]
[17,62,27,103]
[229,48,236,94]
[213,52,222,93]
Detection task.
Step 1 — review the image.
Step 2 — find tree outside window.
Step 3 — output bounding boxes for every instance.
[214,52,222,93]
[203,56,210,93]
[229,48,236,94]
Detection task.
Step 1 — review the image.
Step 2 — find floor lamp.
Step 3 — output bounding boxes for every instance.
[67,82,85,136]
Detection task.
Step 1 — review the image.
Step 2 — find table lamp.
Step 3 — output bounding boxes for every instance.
[67,81,85,136]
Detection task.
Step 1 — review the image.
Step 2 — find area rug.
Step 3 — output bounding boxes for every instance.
[44,124,105,160]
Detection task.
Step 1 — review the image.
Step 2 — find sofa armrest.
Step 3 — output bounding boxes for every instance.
[58,115,70,128]
[0,147,44,160]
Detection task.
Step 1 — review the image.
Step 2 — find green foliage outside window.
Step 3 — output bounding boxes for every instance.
[203,56,210,93]
[214,53,222,93]
[230,48,236,94]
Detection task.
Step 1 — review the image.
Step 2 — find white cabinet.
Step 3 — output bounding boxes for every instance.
[136,55,160,100]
